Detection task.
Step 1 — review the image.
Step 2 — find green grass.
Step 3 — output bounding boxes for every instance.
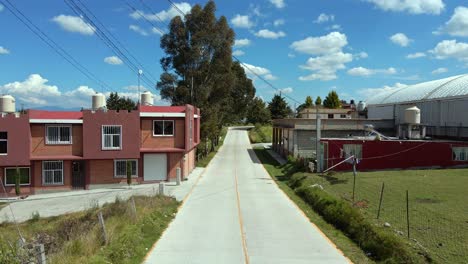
[249,124,272,143]
[196,127,228,167]
[303,169,468,264]
[0,195,179,264]
[253,148,374,264]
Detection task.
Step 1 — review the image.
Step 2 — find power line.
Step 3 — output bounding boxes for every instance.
[163,0,302,105]
[1,0,112,91]
[125,0,166,35]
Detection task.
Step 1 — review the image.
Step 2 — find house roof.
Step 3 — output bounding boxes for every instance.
[28,110,83,120]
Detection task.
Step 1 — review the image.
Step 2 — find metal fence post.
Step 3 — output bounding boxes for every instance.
[98,212,108,245]
[352,158,357,203]
[406,190,410,239]
[159,182,165,196]
[176,167,181,186]
[36,243,46,264]
[377,182,385,219]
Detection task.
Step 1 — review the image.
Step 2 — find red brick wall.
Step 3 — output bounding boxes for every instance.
[0,113,31,167]
[141,118,185,149]
[31,124,83,156]
[168,153,183,179]
[88,159,142,185]
[27,160,73,192]
[0,166,34,195]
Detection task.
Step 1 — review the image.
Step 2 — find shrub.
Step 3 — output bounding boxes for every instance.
[31,211,40,222]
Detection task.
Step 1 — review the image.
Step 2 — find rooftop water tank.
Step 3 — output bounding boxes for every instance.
[0,95,16,113]
[92,93,106,110]
[404,106,421,124]
[357,101,366,112]
[141,91,153,106]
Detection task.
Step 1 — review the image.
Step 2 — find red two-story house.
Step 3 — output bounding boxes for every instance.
[0,104,200,195]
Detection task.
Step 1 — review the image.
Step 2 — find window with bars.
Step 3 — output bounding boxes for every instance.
[452,147,468,161]
[102,125,122,150]
[114,160,138,178]
[0,132,7,155]
[4,168,30,186]
[153,120,174,136]
[43,161,63,185]
[342,144,363,160]
[46,125,72,144]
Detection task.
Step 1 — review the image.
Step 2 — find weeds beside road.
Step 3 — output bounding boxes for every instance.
[248,124,272,143]
[0,195,178,264]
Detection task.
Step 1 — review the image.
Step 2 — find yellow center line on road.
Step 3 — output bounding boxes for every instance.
[234,131,250,264]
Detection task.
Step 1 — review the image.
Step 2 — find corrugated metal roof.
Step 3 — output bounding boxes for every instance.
[366,74,468,105]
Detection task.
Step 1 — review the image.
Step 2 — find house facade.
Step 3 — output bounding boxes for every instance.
[0,104,200,195]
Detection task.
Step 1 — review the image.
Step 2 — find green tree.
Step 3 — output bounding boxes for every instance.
[296,95,314,115]
[323,90,341,109]
[268,94,289,119]
[315,96,322,106]
[246,97,271,124]
[158,1,254,154]
[106,92,136,111]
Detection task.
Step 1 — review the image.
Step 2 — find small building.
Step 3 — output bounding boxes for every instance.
[319,138,468,171]
[298,107,355,119]
[0,93,200,196]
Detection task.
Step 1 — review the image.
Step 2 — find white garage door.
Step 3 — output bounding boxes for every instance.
[144,154,167,181]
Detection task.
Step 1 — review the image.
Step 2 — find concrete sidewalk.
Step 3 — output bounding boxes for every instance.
[0,167,204,223]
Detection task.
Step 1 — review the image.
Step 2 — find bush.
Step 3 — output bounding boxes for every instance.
[294,186,415,263]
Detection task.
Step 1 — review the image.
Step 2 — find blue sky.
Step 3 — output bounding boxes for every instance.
[0,0,468,109]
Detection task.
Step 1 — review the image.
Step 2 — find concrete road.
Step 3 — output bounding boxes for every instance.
[145,128,349,264]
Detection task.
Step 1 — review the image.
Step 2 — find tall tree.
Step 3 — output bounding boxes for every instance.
[323,90,341,109]
[296,95,314,114]
[315,96,322,106]
[157,1,239,152]
[246,97,270,124]
[224,62,256,124]
[268,94,289,119]
[106,92,136,111]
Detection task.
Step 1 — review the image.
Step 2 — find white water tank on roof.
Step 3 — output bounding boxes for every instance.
[404,106,421,124]
[92,93,106,110]
[141,91,153,106]
[0,95,16,113]
[357,101,366,112]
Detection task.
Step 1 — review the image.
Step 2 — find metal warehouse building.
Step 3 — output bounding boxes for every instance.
[366,74,468,139]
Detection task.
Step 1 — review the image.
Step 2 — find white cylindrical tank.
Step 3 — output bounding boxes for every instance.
[0,95,16,113]
[357,101,366,111]
[92,93,106,110]
[141,91,153,106]
[404,106,421,124]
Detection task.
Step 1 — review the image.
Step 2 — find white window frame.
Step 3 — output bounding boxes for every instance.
[114,159,138,178]
[452,147,468,161]
[342,144,363,160]
[102,125,122,150]
[0,131,7,155]
[4,167,30,186]
[45,125,72,145]
[153,120,175,137]
[42,160,64,185]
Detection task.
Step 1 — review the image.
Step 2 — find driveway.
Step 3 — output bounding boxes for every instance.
[145,128,349,264]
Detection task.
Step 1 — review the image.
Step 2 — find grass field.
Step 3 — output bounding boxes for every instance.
[298,169,468,263]
[248,124,272,143]
[0,195,178,264]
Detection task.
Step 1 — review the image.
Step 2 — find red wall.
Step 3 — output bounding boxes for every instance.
[0,113,30,166]
[82,110,140,159]
[31,124,83,157]
[323,139,468,171]
[140,118,185,149]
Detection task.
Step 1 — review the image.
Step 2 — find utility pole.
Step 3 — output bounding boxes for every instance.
[316,106,322,172]
[138,69,143,104]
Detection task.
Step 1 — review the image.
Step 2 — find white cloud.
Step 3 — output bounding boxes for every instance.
[290,32,348,55]
[288,53,295,58]
[240,63,277,81]
[359,82,408,99]
[292,32,353,81]
[406,52,426,59]
[104,56,123,65]
[129,25,149,36]
[279,87,293,94]
[0,46,10,55]
[364,0,445,15]
[130,2,191,22]
[430,39,468,62]
[347,66,397,76]
[355,51,368,59]
[326,24,342,31]
[432,67,448,74]
[231,14,253,28]
[314,13,335,23]
[233,50,245,56]
[434,6,468,37]
[151,27,164,36]
[274,19,285,26]
[270,0,285,9]
[255,29,286,39]
[390,33,412,47]
[299,52,353,81]
[51,15,95,35]
[234,38,251,47]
